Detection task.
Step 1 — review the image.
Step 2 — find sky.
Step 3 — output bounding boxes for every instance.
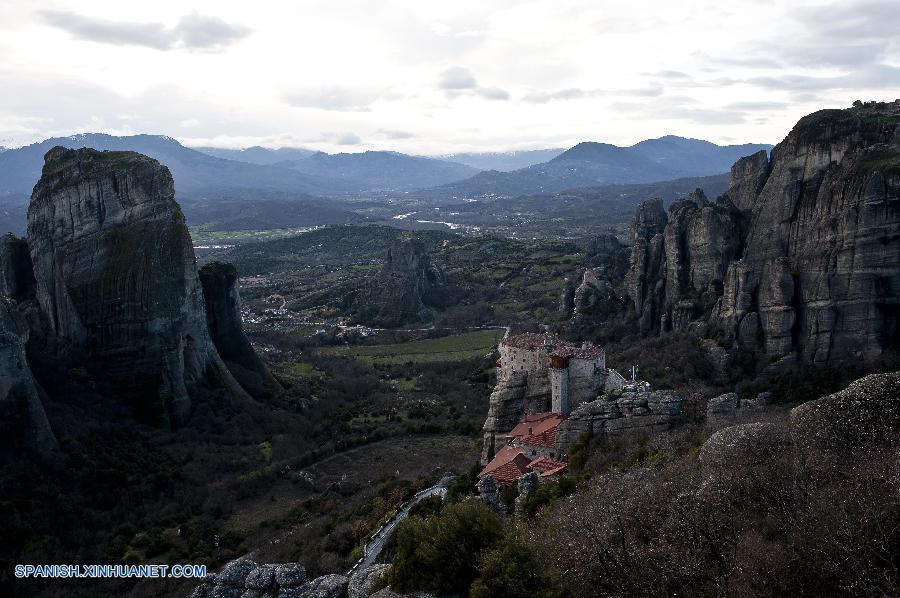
[1,0,899,154]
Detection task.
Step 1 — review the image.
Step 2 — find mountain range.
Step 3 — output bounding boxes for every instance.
[437,148,566,172]
[427,137,772,198]
[274,150,480,190]
[0,134,772,205]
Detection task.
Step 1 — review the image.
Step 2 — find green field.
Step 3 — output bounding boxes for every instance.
[318,329,505,364]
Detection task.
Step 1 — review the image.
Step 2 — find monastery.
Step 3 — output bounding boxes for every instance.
[479,332,625,485]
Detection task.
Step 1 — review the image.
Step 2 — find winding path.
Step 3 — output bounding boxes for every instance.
[348,475,455,575]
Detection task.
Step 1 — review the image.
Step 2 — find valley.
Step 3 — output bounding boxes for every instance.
[1,101,898,598]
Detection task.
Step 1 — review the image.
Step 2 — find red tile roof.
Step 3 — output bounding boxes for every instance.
[507,412,566,449]
[527,457,568,477]
[480,446,531,486]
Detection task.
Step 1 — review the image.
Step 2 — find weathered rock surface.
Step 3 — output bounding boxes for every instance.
[0,297,57,455]
[480,370,551,462]
[699,422,789,469]
[556,388,682,452]
[199,261,281,397]
[0,234,35,302]
[193,560,352,598]
[626,102,900,365]
[27,147,244,424]
[789,371,900,462]
[627,189,743,334]
[348,564,390,598]
[353,238,443,327]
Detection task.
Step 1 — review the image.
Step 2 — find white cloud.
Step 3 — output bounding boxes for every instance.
[0,0,897,153]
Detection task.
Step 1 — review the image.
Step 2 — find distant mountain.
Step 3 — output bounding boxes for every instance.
[437,148,565,172]
[429,136,771,198]
[192,145,316,165]
[628,135,772,177]
[278,150,480,190]
[0,134,358,197]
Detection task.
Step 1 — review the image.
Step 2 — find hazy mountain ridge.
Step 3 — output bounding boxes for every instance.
[192,145,316,165]
[430,136,772,198]
[277,150,480,190]
[437,148,566,172]
[0,134,358,197]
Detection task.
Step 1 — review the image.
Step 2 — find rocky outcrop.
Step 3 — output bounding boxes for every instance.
[789,371,899,466]
[349,565,390,598]
[199,261,281,397]
[626,102,900,365]
[556,387,682,452]
[0,234,35,302]
[714,104,900,364]
[27,147,244,424]
[480,371,550,462]
[627,189,744,334]
[0,297,57,455]
[353,238,443,327]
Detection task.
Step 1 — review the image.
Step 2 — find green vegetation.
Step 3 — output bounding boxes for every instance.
[387,501,559,597]
[317,329,504,365]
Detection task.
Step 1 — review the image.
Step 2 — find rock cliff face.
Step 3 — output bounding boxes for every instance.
[27,147,243,423]
[354,237,443,327]
[0,234,35,302]
[626,103,900,364]
[0,297,57,455]
[627,189,743,334]
[480,371,551,462]
[199,261,281,397]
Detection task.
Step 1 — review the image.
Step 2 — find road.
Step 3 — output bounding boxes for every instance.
[348,475,455,575]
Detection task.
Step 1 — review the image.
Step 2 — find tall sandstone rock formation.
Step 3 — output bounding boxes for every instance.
[26,147,245,423]
[626,102,900,364]
[0,297,57,455]
[354,237,443,327]
[199,261,282,397]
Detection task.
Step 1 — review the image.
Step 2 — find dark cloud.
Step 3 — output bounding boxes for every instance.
[437,67,478,90]
[476,86,510,100]
[437,67,508,101]
[39,10,250,51]
[336,132,361,145]
[284,87,379,112]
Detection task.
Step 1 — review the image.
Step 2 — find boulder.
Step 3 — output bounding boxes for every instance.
[274,564,307,587]
[707,393,740,415]
[348,564,390,598]
[790,372,900,461]
[647,391,683,416]
[244,565,277,591]
[699,422,789,469]
[216,559,259,587]
[302,574,349,598]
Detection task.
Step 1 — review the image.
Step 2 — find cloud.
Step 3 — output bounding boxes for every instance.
[336,132,361,145]
[39,10,250,51]
[284,86,380,112]
[436,66,509,101]
[522,88,595,103]
[610,95,748,125]
[437,66,478,90]
[476,86,509,100]
[376,129,416,139]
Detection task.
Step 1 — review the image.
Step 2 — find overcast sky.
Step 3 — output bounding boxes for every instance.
[1,0,898,154]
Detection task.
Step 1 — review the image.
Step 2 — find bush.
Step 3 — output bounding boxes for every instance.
[387,501,504,595]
